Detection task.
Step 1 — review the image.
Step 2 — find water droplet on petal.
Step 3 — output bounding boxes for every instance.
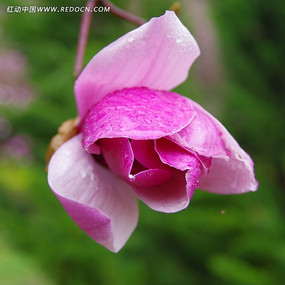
[80,170,87,178]
[89,172,94,181]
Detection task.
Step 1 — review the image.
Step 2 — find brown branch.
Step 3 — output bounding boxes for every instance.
[100,0,146,26]
[74,0,98,78]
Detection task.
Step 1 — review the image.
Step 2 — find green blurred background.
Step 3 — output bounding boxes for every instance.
[0,0,284,284]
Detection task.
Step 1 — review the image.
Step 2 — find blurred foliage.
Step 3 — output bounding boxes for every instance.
[0,0,284,284]
[0,236,52,285]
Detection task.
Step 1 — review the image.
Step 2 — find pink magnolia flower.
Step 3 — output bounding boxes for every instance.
[48,11,258,252]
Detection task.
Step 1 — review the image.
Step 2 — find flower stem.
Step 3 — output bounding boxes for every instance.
[100,0,146,26]
[74,0,145,78]
[74,0,98,78]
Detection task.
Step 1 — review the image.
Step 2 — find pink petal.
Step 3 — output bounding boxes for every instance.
[74,11,200,118]
[87,142,100,155]
[131,140,167,169]
[130,168,172,187]
[47,135,138,252]
[169,103,229,159]
[100,137,172,187]
[155,138,203,171]
[132,169,194,213]
[185,167,201,198]
[191,102,258,194]
[82,87,196,150]
[100,138,134,179]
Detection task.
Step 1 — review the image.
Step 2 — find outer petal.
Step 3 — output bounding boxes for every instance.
[48,134,138,252]
[75,10,200,118]
[169,102,229,159]
[82,87,196,150]
[191,102,258,194]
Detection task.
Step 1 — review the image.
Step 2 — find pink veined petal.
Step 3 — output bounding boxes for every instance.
[131,139,168,169]
[169,101,229,159]
[47,134,138,252]
[82,87,196,150]
[74,10,200,118]
[100,138,134,180]
[132,169,195,213]
[155,137,211,174]
[155,138,204,172]
[191,102,258,194]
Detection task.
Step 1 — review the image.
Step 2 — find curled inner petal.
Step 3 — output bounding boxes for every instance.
[131,139,167,169]
[155,138,204,172]
[130,168,172,187]
[132,169,193,213]
[96,136,202,213]
[99,137,172,188]
[100,138,134,180]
